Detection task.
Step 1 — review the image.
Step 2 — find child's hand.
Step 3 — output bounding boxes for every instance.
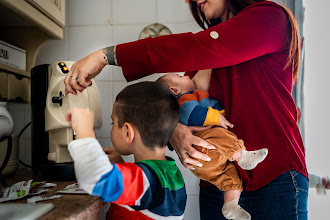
[219,114,234,129]
[65,108,95,139]
[103,147,124,163]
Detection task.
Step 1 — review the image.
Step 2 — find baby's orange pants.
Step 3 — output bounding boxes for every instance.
[191,127,245,192]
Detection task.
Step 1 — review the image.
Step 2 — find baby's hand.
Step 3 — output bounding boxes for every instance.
[65,108,95,139]
[219,114,234,129]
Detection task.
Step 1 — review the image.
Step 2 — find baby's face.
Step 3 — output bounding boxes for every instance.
[165,73,196,94]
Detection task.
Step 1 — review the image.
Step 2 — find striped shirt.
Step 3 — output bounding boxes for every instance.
[178,90,225,126]
[68,138,186,219]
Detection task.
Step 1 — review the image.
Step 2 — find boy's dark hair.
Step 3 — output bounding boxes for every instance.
[114,81,180,149]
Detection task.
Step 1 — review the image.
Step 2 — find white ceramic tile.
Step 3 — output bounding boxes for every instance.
[94,82,113,138]
[157,0,194,23]
[112,24,147,45]
[112,0,156,25]
[184,194,200,220]
[35,28,68,66]
[98,137,112,148]
[67,0,111,26]
[112,66,126,81]
[68,26,112,62]
[166,22,203,34]
[112,81,134,102]
[94,65,112,82]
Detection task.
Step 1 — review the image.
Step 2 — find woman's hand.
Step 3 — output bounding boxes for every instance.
[65,108,95,139]
[64,50,107,95]
[170,123,215,170]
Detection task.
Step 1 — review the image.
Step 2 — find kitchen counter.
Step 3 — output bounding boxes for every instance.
[0,167,110,220]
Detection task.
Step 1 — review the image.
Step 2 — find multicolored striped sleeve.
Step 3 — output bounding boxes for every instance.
[68,138,151,205]
[178,90,225,126]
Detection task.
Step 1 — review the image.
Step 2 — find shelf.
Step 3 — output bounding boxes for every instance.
[0,63,30,78]
[0,0,63,39]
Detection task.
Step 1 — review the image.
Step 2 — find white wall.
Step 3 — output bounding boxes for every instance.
[304,0,330,218]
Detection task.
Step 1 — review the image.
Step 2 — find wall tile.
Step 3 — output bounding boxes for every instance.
[157,0,194,23]
[112,66,126,81]
[112,0,156,25]
[98,137,112,148]
[166,22,203,34]
[95,65,113,82]
[35,28,68,66]
[67,0,111,26]
[94,82,113,138]
[68,26,112,62]
[112,24,146,45]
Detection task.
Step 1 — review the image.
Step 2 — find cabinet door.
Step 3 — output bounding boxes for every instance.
[25,0,65,27]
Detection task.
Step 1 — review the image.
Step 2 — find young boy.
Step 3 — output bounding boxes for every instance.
[157,72,268,220]
[65,81,186,220]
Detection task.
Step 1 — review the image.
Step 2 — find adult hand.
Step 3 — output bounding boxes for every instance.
[65,108,95,139]
[64,50,107,95]
[170,123,215,170]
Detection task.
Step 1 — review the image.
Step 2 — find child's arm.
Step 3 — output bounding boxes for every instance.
[67,133,152,204]
[65,108,96,139]
[103,147,125,163]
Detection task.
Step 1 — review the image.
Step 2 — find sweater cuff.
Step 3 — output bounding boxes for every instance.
[203,107,221,126]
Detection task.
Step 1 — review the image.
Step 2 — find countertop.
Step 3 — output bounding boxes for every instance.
[0,167,110,220]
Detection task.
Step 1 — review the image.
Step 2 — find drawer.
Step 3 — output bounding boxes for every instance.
[7,73,30,103]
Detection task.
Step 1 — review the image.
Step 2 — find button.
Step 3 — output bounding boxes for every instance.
[210,31,219,39]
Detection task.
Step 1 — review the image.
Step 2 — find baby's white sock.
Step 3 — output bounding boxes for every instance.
[237,148,268,170]
[222,199,251,220]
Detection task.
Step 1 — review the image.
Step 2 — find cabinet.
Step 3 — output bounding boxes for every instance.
[0,0,65,103]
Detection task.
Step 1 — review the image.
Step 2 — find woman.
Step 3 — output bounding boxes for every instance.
[64,0,308,219]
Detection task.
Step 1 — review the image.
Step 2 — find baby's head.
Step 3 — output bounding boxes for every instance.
[156,73,196,97]
[111,81,180,154]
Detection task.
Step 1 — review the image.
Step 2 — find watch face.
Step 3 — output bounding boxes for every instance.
[139,23,172,40]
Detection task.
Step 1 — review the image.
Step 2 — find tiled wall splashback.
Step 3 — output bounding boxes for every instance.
[8,0,202,219]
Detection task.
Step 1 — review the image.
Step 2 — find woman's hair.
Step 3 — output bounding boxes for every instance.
[114,81,180,149]
[188,0,300,83]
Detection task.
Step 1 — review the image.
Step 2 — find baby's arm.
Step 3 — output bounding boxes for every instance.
[179,91,233,129]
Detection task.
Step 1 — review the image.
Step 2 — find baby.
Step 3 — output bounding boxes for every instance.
[157,71,268,220]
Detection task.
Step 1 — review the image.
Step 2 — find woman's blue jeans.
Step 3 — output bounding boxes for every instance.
[200,170,308,220]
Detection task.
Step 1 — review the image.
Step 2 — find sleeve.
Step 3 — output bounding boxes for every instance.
[68,138,152,206]
[117,3,289,81]
[178,91,224,126]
